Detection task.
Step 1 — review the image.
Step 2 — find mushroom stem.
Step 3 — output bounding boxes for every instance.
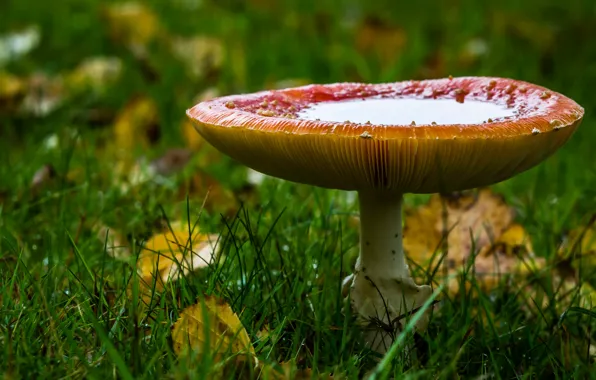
[347,191,432,353]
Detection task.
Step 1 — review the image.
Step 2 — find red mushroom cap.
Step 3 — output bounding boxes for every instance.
[187,77,583,193]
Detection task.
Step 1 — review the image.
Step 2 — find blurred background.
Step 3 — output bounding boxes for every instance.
[1,1,596,377]
[1,0,594,242]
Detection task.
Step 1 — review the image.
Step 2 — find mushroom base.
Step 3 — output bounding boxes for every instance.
[344,191,432,354]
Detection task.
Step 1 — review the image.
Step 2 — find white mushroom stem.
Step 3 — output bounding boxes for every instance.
[345,191,432,353]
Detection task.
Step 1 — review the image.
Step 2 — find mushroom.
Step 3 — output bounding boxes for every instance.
[187,77,584,352]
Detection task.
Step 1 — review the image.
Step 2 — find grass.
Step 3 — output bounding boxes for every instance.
[1,0,596,378]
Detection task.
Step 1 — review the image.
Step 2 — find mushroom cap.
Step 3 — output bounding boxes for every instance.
[187,77,583,193]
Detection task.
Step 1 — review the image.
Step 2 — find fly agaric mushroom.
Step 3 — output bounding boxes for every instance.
[187,77,584,352]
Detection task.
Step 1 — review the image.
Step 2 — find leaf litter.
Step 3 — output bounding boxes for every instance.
[137,222,220,293]
[172,295,336,379]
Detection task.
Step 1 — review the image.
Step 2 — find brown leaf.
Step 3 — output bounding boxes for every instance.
[458,38,489,67]
[558,218,596,269]
[491,11,556,50]
[170,36,224,80]
[264,78,311,90]
[149,148,193,177]
[183,87,221,151]
[102,2,161,52]
[65,57,122,94]
[402,189,544,295]
[96,225,130,261]
[259,361,335,380]
[30,164,56,193]
[179,172,239,216]
[171,295,257,366]
[0,71,25,112]
[0,26,40,65]
[112,96,160,160]
[355,17,407,69]
[138,226,219,291]
[21,73,64,116]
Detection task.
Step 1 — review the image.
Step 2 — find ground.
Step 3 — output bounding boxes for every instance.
[1,0,596,378]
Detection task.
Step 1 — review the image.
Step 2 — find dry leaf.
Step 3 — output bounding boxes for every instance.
[265,78,311,90]
[0,26,40,66]
[138,227,219,291]
[183,87,221,151]
[30,164,56,193]
[96,225,130,261]
[179,172,239,216]
[355,17,406,69]
[402,189,544,295]
[171,296,257,366]
[492,11,555,50]
[149,148,193,177]
[20,73,64,116]
[458,38,489,67]
[0,71,25,111]
[112,96,160,160]
[170,36,224,79]
[246,169,267,186]
[116,148,194,193]
[259,361,335,380]
[558,218,596,269]
[103,2,161,52]
[65,56,122,94]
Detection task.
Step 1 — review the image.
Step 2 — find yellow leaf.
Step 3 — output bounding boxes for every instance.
[103,2,161,50]
[178,172,239,217]
[355,17,407,69]
[30,164,57,193]
[21,73,64,116]
[259,361,336,380]
[183,87,222,151]
[0,71,25,111]
[170,36,224,79]
[65,57,122,94]
[138,227,219,290]
[112,96,159,161]
[171,296,257,365]
[402,189,544,295]
[558,219,596,269]
[96,225,130,261]
[265,78,311,90]
[491,11,555,50]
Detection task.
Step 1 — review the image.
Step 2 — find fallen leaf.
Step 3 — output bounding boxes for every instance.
[115,148,194,193]
[20,73,64,116]
[0,71,25,112]
[458,38,489,67]
[30,164,56,193]
[138,226,219,291]
[96,225,130,261]
[402,189,544,295]
[112,95,160,162]
[171,295,257,366]
[491,11,555,50]
[355,16,406,69]
[179,172,238,216]
[65,56,123,94]
[264,78,311,90]
[149,148,193,177]
[169,36,224,79]
[259,361,335,379]
[558,217,596,269]
[102,2,161,53]
[183,87,221,151]
[0,26,40,66]
[246,169,267,187]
